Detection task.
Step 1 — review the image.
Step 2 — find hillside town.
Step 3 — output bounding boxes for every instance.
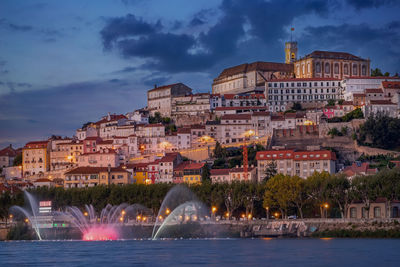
[2,41,400,218]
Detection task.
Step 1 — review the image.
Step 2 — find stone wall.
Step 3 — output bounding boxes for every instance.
[319,119,365,137]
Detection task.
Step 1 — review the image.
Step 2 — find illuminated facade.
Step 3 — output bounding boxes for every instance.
[22,141,50,177]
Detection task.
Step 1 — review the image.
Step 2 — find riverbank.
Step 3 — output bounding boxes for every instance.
[2,218,400,240]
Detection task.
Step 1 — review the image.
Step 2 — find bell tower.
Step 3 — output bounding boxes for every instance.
[285,41,297,64]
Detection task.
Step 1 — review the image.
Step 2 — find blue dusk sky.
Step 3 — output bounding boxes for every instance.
[0,0,399,148]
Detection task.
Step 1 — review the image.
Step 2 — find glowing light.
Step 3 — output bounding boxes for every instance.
[121,210,126,215]
[25,218,29,223]
[119,217,123,222]
[241,214,245,218]
[274,212,279,219]
[82,226,119,241]
[225,212,229,217]
[9,214,13,219]
[137,215,141,220]
[158,215,163,220]
[165,208,170,215]
[212,206,217,213]
[247,214,252,219]
[324,203,329,209]
[84,212,88,216]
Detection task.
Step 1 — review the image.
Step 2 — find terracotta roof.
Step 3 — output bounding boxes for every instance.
[229,167,255,173]
[345,76,400,80]
[84,137,101,141]
[303,50,365,61]
[342,162,378,177]
[97,140,113,145]
[34,178,52,183]
[125,163,148,169]
[174,161,191,171]
[365,88,383,94]
[184,162,205,170]
[221,114,252,120]
[284,113,297,118]
[215,106,269,111]
[0,146,17,157]
[24,141,48,149]
[353,93,366,97]
[65,166,128,175]
[215,61,293,80]
[148,83,181,93]
[159,153,178,163]
[382,81,400,89]
[95,114,127,125]
[190,125,205,130]
[369,100,396,105]
[144,123,164,128]
[177,128,191,134]
[252,111,271,116]
[271,115,285,121]
[256,149,336,161]
[210,169,230,176]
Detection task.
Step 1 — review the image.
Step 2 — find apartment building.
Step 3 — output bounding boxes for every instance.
[22,141,50,177]
[266,78,342,112]
[64,166,130,188]
[256,149,336,181]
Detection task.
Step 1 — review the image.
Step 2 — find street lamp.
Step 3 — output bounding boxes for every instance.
[83,212,88,217]
[165,208,170,215]
[274,212,279,219]
[323,203,329,218]
[211,206,217,220]
[265,207,269,220]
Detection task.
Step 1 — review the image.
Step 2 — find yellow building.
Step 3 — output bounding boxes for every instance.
[126,163,149,184]
[64,166,131,188]
[285,42,298,64]
[22,141,50,178]
[183,163,204,185]
[293,50,370,80]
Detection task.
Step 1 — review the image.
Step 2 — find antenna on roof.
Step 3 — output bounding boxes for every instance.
[290,26,294,42]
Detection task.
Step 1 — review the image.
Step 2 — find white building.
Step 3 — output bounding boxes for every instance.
[172,93,210,116]
[266,78,342,112]
[362,100,399,118]
[212,61,293,95]
[147,83,192,116]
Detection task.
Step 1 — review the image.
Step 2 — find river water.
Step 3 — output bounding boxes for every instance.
[0,238,398,266]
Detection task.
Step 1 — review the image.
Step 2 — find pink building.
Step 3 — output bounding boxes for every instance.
[78,149,118,167]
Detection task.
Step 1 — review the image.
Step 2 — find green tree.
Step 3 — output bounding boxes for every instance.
[213,141,226,159]
[201,164,211,182]
[351,175,376,218]
[292,102,302,111]
[324,174,353,218]
[305,172,330,217]
[371,68,383,77]
[13,154,22,166]
[327,99,336,106]
[264,161,277,182]
[264,174,292,218]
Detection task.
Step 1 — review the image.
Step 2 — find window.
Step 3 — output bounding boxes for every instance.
[315,62,321,73]
[350,207,357,218]
[325,63,330,74]
[344,64,349,75]
[353,64,358,75]
[374,207,381,218]
[334,63,339,74]
[362,207,368,219]
[362,65,367,76]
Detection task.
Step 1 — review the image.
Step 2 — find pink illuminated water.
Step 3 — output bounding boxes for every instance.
[82,226,119,241]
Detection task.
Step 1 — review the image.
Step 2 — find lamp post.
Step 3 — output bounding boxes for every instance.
[265,207,269,220]
[324,203,329,219]
[211,206,217,220]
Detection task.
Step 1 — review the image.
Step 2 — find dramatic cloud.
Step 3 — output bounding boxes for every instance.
[346,0,400,9]
[0,80,146,147]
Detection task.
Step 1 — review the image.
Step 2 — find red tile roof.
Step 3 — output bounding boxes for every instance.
[210,169,230,175]
[215,106,269,111]
[148,83,180,93]
[252,111,271,116]
[24,141,48,149]
[177,128,191,134]
[369,100,396,105]
[0,146,17,157]
[256,149,336,161]
[215,62,293,80]
[342,162,377,177]
[304,50,365,61]
[382,81,400,89]
[65,166,128,175]
[365,88,383,94]
[221,114,252,120]
[174,161,191,171]
[144,123,164,128]
[95,114,127,125]
[34,178,52,183]
[184,162,205,170]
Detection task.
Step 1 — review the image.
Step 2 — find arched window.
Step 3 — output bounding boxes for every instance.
[307,63,310,73]
[334,63,339,74]
[302,64,305,75]
[362,65,367,76]
[344,64,349,75]
[297,65,300,76]
[315,62,321,73]
[374,207,381,218]
[350,207,357,218]
[325,63,330,74]
[353,64,358,75]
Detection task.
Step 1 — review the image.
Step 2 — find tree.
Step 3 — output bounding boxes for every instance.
[351,175,375,218]
[81,121,93,129]
[201,164,211,182]
[213,141,226,159]
[371,68,383,77]
[327,127,340,137]
[327,99,336,106]
[264,161,277,182]
[324,174,353,218]
[292,102,302,111]
[305,172,330,218]
[13,154,22,166]
[337,99,344,105]
[384,72,390,77]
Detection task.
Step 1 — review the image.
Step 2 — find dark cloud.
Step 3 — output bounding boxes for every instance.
[0,19,33,32]
[142,74,171,87]
[300,21,400,72]
[112,66,137,74]
[100,0,340,74]
[100,14,160,49]
[346,0,399,9]
[0,79,146,147]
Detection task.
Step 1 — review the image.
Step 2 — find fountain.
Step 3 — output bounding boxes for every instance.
[64,203,151,241]
[10,191,43,240]
[152,185,211,239]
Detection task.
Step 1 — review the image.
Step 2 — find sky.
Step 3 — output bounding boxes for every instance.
[0,0,400,148]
